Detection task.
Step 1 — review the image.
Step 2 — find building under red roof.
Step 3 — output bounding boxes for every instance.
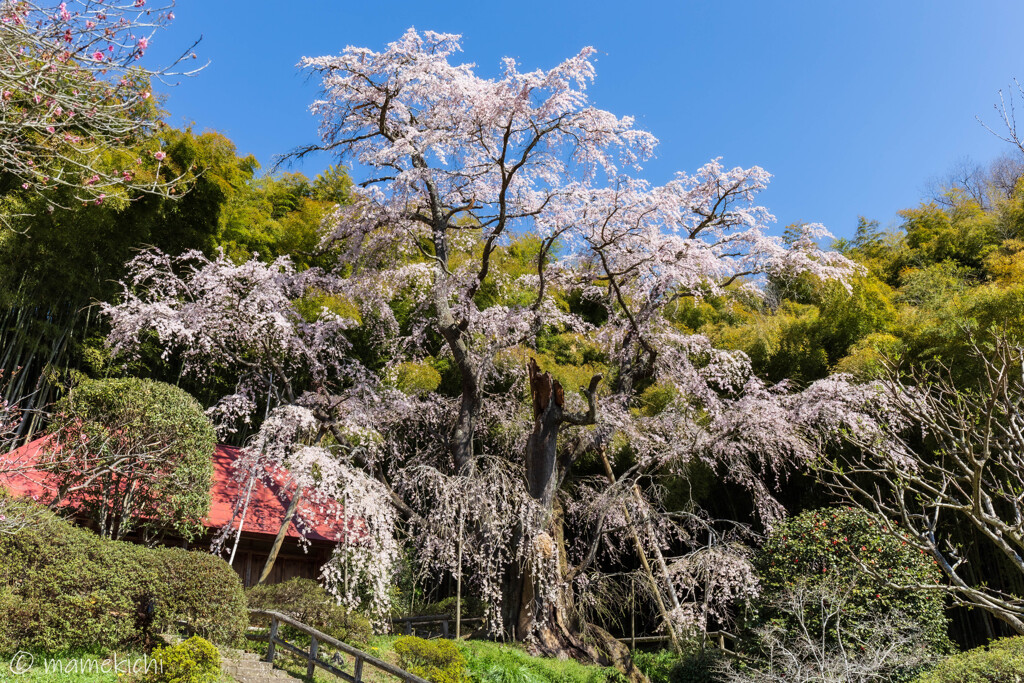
[0,438,348,586]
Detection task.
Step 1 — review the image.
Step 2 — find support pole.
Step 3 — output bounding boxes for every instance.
[455,505,464,639]
[598,448,682,653]
[258,486,302,585]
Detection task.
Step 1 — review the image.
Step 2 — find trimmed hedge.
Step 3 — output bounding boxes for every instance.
[0,497,245,654]
[150,547,248,646]
[146,635,222,683]
[395,636,470,683]
[914,637,1024,683]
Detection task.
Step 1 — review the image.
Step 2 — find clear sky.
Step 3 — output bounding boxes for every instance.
[147,1,1024,240]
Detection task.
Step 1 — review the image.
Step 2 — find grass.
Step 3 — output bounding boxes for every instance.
[0,651,238,683]
[0,652,149,682]
[243,634,623,683]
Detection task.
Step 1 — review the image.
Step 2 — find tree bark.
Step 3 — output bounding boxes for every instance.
[508,360,647,683]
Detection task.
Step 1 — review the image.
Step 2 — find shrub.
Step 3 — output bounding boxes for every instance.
[914,636,1024,683]
[753,507,951,652]
[150,547,247,647]
[46,377,216,541]
[246,577,373,646]
[145,635,221,683]
[394,636,469,683]
[0,497,156,654]
[631,648,725,683]
[0,499,244,654]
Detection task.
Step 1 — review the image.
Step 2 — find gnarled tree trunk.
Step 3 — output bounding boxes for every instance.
[506,359,647,683]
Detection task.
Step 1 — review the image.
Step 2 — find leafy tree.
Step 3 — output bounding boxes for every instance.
[44,377,216,542]
[753,507,950,652]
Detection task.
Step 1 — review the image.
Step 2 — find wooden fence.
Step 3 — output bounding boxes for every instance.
[248,609,431,683]
[388,614,485,639]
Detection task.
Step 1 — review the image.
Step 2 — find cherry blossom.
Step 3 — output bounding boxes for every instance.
[103,29,861,664]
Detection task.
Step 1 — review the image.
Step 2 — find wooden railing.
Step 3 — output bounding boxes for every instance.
[388,614,484,639]
[248,609,431,683]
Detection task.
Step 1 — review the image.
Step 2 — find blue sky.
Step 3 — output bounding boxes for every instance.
[148,1,1024,241]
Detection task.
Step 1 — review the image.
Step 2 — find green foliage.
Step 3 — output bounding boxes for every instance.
[48,377,216,541]
[146,636,222,683]
[913,636,1024,683]
[630,649,725,683]
[217,167,352,269]
[246,578,373,646]
[394,636,470,683]
[388,361,443,396]
[753,507,951,652]
[149,548,248,647]
[0,498,244,654]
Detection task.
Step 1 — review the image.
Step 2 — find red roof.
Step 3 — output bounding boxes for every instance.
[1,438,350,544]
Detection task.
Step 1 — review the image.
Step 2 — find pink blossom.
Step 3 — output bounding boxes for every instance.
[153,151,166,161]
[92,51,103,61]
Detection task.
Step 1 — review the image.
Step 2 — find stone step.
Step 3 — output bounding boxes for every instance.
[223,656,299,683]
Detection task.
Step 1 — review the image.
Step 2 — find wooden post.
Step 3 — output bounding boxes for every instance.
[266,617,279,664]
[441,618,449,639]
[353,655,364,683]
[455,506,464,639]
[258,487,302,585]
[630,577,636,651]
[404,619,412,635]
[307,636,319,679]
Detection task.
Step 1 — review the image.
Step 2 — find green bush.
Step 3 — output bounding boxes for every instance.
[631,648,725,683]
[914,636,1024,683]
[47,377,216,541]
[395,636,469,683]
[150,547,247,647]
[753,507,951,652]
[146,635,221,683]
[246,577,373,646]
[0,498,244,654]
